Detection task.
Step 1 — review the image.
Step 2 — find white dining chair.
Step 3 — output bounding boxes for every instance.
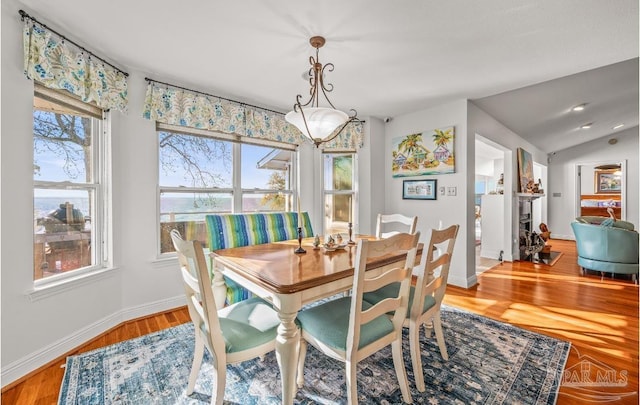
[363,224,459,392]
[170,230,280,405]
[376,213,418,238]
[296,232,420,404]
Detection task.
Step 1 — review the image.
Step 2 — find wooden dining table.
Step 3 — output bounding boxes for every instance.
[210,235,423,404]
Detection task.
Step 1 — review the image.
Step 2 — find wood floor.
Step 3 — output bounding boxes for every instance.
[2,239,638,404]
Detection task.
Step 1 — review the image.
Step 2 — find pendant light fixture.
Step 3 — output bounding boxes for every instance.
[285,36,358,148]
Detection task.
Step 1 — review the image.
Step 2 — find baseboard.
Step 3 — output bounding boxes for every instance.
[1,294,186,389]
[449,273,478,289]
[479,248,502,261]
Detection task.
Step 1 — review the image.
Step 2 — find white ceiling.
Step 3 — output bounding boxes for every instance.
[17,0,639,153]
[473,59,639,153]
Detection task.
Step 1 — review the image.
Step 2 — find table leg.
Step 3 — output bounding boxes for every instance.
[211,262,227,309]
[275,310,299,404]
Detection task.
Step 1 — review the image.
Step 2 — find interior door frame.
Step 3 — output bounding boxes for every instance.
[474,134,513,263]
[575,159,627,220]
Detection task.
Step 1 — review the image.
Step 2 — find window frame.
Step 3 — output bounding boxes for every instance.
[321,151,358,235]
[32,85,111,286]
[156,123,297,256]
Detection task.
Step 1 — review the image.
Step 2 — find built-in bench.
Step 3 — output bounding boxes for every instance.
[205,212,314,304]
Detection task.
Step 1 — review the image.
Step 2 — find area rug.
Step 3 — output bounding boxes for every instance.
[59,306,570,404]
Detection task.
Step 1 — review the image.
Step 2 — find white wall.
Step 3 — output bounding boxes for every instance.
[355,117,386,235]
[475,159,495,177]
[580,164,597,193]
[548,126,639,239]
[384,100,475,287]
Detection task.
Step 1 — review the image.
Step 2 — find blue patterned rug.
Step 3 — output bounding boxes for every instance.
[59,305,569,404]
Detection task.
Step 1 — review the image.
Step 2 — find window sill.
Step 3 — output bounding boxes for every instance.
[27,266,121,302]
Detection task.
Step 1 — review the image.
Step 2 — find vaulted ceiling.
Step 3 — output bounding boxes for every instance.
[17,0,639,153]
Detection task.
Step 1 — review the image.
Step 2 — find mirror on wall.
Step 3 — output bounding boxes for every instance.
[577,161,625,220]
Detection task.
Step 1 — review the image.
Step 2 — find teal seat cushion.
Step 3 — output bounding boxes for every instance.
[296,297,394,351]
[363,282,436,318]
[216,297,279,353]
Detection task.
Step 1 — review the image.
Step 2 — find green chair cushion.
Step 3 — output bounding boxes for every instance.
[216,297,279,353]
[363,282,436,318]
[296,297,394,351]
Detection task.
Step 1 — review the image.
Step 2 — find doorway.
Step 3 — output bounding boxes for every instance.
[576,161,626,220]
[475,135,510,273]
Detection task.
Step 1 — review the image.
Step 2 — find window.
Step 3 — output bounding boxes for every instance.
[323,153,356,234]
[241,143,292,213]
[33,85,108,282]
[158,125,294,254]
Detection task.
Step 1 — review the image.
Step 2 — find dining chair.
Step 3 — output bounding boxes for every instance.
[376,213,418,238]
[363,224,459,392]
[170,230,280,405]
[296,232,421,404]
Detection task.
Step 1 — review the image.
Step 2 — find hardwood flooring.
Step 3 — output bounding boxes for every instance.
[2,239,638,404]
[449,238,639,404]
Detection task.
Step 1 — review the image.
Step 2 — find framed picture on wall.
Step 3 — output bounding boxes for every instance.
[391,126,455,177]
[595,170,621,193]
[517,147,534,193]
[403,179,437,200]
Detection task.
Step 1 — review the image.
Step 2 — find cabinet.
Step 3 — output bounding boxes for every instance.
[517,193,544,261]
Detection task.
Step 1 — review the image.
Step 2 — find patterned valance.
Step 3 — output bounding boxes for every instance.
[321,121,364,150]
[22,17,128,113]
[143,81,364,149]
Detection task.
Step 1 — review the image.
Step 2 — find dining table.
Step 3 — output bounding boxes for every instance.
[210,235,423,404]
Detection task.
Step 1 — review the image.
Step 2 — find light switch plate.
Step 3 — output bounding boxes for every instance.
[439,186,445,196]
[447,187,457,196]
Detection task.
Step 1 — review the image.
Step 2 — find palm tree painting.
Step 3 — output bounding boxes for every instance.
[392,126,455,177]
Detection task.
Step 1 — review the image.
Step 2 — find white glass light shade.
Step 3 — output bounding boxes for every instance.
[286,107,349,143]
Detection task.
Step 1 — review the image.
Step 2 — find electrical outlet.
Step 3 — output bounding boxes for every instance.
[439,186,445,196]
[447,187,457,196]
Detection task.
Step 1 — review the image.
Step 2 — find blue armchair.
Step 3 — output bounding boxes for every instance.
[571,221,639,282]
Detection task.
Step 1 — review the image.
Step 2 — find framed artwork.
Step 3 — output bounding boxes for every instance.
[403,179,437,200]
[595,170,621,193]
[517,147,534,193]
[391,126,455,177]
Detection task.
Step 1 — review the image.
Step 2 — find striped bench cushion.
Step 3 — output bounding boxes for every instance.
[206,212,314,304]
[206,212,313,250]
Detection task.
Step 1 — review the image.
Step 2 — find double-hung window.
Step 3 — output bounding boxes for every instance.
[322,152,356,234]
[33,85,109,282]
[157,124,294,254]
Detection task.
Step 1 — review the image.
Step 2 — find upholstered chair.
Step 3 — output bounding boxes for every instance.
[363,224,459,392]
[296,232,421,404]
[571,221,639,282]
[171,230,280,405]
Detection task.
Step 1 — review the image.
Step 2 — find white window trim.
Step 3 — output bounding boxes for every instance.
[321,152,358,235]
[32,92,111,288]
[156,124,297,257]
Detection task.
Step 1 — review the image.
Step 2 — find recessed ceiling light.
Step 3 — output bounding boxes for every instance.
[580,123,592,129]
[613,123,625,130]
[572,104,586,112]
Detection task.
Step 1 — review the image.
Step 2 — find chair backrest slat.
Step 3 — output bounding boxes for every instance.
[412,225,459,320]
[347,232,420,353]
[171,229,226,360]
[376,213,418,239]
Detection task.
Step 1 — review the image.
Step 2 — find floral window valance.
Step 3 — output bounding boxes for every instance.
[22,16,128,113]
[142,81,364,149]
